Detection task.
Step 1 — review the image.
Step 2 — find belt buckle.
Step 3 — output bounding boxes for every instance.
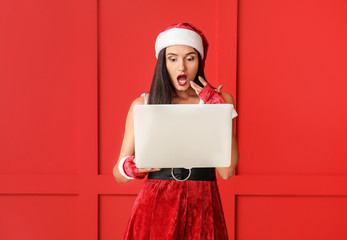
[171,168,191,182]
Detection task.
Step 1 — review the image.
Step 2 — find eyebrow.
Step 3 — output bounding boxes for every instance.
[166,52,197,56]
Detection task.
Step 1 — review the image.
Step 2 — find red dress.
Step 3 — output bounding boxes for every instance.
[123,86,238,240]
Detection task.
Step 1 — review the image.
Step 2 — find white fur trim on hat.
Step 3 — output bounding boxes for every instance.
[155,28,204,59]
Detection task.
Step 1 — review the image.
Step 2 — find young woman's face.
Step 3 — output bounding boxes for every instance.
[165,45,199,92]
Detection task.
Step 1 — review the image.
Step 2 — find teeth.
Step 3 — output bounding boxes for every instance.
[178,80,187,85]
[177,76,187,85]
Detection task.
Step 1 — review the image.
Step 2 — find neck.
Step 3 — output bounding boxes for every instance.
[173,88,197,100]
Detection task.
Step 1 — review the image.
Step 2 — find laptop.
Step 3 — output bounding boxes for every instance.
[133,104,233,169]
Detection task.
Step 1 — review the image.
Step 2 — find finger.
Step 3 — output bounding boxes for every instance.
[190,81,202,94]
[189,81,195,90]
[150,168,160,172]
[198,76,207,87]
[217,84,223,93]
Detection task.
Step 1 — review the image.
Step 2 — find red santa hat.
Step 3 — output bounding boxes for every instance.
[155,23,209,60]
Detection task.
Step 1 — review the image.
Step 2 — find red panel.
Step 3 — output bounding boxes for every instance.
[236,196,347,240]
[0,0,78,174]
[1,0,98,239]
[99,195,137,240]
[237,0,347,175]
[218,0,239,100]
[0,195,78,239]
[235,0,347,239]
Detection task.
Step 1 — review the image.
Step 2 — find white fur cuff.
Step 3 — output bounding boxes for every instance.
[118,156,134,180]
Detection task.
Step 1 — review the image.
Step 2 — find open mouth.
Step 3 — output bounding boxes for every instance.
[177,74,187,86]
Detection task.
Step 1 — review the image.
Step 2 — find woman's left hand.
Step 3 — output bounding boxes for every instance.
[190,76,223,95]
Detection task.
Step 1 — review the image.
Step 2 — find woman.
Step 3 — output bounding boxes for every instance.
[113,23,239,240]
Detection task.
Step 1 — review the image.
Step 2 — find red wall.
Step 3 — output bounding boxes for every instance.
[235,0,347,239]
[1,0,346,239]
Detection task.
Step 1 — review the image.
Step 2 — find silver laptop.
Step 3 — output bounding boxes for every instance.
[133,104,233,169]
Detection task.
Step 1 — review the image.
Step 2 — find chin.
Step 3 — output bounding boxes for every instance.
[175,85,190,91]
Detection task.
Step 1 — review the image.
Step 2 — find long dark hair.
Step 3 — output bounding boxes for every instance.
[148,48,212,104]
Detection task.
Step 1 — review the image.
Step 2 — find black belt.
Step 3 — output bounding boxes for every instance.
[147,168,216,181]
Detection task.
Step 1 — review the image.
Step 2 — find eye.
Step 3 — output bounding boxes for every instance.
[168,57,177,62]
[186,56,195,61]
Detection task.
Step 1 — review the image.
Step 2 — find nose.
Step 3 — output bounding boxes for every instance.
[178,59,186,71]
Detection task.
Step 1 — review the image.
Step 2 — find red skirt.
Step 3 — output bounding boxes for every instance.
[123,179,229,240]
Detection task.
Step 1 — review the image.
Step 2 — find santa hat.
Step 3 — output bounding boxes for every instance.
[155,23,209,60]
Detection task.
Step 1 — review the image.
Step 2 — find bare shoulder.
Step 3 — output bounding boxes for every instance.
[221,91,235,104]
[131,95,145,106]
[126,96,145,118]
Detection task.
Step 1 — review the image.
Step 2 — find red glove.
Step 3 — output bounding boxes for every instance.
[119,155,147,180]
[198,83,227,104]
